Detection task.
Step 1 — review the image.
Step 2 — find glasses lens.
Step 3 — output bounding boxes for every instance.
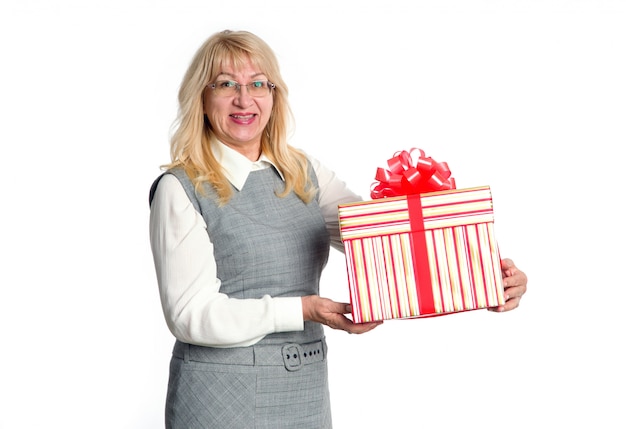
[250,81,262,94]
[248,81,269,96]
[214,81,237,96]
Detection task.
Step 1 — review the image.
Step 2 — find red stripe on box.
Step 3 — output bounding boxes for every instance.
[406,194,435,314]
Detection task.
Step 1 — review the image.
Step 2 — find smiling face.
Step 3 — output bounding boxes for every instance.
[203,57,274,161]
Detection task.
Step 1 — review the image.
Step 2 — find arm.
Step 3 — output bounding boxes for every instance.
[149,174,304,347]
[308,154,363,252]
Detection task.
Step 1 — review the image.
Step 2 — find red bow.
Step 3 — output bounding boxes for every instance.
[370,148,456,199]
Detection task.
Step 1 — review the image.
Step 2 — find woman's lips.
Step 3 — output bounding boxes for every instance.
[230,113,256,124]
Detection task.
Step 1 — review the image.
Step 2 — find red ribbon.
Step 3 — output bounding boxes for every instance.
[406,194,436,315]
[370,148,456,199]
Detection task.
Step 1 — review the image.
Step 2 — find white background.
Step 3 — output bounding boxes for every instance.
[1,1,624,428]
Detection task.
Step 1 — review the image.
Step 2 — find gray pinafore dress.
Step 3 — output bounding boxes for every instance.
[150,164,332,429]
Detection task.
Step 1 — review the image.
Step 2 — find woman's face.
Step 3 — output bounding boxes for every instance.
[203,57,274,160]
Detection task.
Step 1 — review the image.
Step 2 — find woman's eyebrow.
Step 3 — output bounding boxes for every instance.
[215,72,267,80]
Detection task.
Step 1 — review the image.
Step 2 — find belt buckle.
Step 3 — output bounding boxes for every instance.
[282,343,304,371]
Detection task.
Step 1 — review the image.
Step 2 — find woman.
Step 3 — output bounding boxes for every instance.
[149,29,527,429]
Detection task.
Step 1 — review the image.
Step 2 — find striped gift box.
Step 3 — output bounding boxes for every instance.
[338,186,506,323]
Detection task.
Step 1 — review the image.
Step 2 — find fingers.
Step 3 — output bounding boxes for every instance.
[501,258,514,269]
[303,295,383,334]
[344,318,383,334]
[323,309,383,333]
[503,269,527,297]
[488,295,522,312]
[332,303,383,333]
[501,256,527,291]
[500,258,518,278]
[490,258,527,312]
[490,281,526,312]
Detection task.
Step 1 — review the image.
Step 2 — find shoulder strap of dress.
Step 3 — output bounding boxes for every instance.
[148,173,166,207]
[148,168,203,215]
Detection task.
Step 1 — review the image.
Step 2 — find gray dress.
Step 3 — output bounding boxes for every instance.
[150,164,333,429]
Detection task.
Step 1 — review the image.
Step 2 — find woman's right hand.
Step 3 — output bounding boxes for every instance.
[302,295,383,334]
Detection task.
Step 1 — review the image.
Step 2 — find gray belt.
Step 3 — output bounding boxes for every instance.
[172,339,326,372]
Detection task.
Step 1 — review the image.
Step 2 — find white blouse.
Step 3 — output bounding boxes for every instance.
[149,142,361,348]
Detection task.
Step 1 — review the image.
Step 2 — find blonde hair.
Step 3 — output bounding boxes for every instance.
[163,29,316,205]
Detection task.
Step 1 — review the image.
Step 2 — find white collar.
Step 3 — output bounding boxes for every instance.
[210,140,285,191]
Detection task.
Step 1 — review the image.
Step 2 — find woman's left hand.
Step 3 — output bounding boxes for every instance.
[489,258,528,312]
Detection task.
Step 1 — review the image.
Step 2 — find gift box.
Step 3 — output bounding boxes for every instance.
[338,149,506,323]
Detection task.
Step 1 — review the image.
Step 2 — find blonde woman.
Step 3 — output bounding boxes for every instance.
[149,30,527,429]
[149,29,383,428]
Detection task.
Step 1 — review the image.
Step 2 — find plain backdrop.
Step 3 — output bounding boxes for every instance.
[1,1,624,428]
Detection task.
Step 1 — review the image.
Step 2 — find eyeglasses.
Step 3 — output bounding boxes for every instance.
[207,80,275,97]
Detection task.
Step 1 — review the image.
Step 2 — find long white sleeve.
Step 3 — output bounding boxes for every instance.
[149,174,303,348]
[306,154,363,251]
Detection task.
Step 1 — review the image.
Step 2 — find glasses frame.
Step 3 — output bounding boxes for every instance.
[207,80,276,97]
